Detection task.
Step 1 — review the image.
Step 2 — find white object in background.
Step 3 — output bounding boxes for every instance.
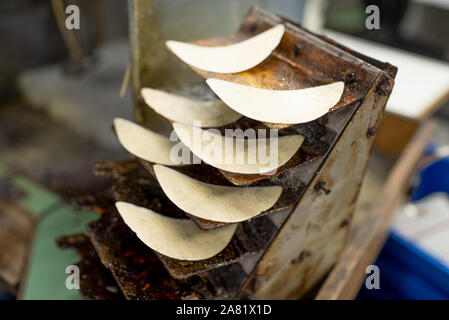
[302,0,328,33]
[325,30,449,119]
[419,229,449,267]
[412,0,449,10]
[393,193,449,267]
[393,193,449,240]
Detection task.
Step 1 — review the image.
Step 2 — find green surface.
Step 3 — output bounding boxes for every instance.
[22,205,98,300]
[325,1,366,33]
[0,164,60,216]
[12,176,60,216]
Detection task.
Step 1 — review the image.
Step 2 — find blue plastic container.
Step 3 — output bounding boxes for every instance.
[412,157,449,201]
[358,153,449,300]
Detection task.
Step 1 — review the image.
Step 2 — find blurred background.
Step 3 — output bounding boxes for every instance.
[0,0,448,300]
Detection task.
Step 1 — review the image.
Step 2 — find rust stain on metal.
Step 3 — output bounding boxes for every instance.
[314,180,331,195]
[366,126,377,138]
[291,250,312,264]
[94,159,142,179]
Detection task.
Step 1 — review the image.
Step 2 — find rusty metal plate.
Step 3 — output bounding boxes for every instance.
[217,116,335,186]
[137,113,332,187]
[71,190,115,214]
[110,177,185,219]
[94,159,142,179]
[110,168,223,229]
[71,178,276,297]
[156,218,276,280]
[87,203,276,281]
[110,106,330,193]
[86,209,216,299]
[137,158,302,230]
[185,7,380,126]
[73,160,231,231]
[124,6,383,188]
